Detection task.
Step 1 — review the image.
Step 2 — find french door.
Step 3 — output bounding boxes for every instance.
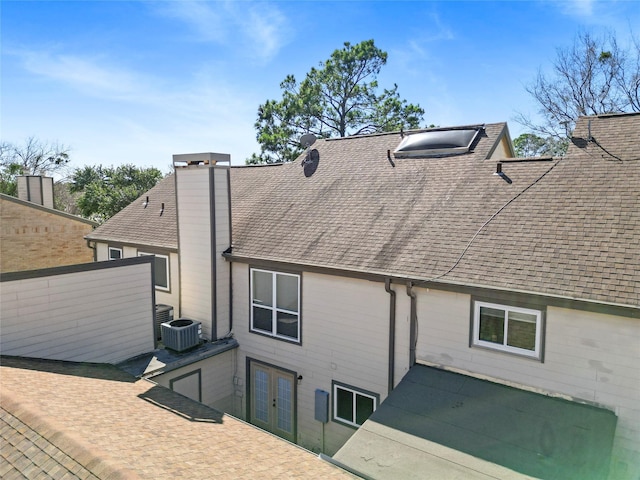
[249,360,296,443]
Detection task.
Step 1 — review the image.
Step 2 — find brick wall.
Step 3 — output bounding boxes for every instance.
[0,197,95,273]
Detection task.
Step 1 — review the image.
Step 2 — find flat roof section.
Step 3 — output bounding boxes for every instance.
[334,365,617,480]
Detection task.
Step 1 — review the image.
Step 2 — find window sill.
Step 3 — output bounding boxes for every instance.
[471,343,542,362]
[249,329,301,345]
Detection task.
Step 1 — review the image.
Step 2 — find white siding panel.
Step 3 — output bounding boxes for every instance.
[232,266,392,455]
[0,262,155,364]
[153,349,235,412]
[176,167,213,336]
[176,166,231,341]
[414,289,473,367]
[94,244,179,313]
[95,242,108,260]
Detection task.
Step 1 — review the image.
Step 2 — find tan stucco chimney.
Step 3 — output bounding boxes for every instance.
[173,152,232,341]
[17,176,55,209]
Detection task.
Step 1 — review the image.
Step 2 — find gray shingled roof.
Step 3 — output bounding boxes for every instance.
[230,116,639,307]
[1,407,103,480]
[445,114,640,306]
[88,116,640,308]
[86,174,177,250]
[230,123,522,277]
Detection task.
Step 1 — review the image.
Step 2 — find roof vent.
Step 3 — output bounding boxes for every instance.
[394,127,482,157]
[161,318,201,352]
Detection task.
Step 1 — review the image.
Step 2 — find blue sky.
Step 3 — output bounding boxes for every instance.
[2,0,639,172]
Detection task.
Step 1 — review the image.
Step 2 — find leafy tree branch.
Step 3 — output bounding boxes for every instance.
[250,40,424,164]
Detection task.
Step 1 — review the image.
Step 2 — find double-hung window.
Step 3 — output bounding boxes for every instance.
[472,301,543,359]
[138,252,170,291]
[250,268,300,342]
[332,381,378,428]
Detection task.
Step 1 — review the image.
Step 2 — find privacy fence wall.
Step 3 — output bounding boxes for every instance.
[0,257,155,364]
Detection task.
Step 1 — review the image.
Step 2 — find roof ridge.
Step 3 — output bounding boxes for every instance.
[231,163,285,169]
[583,111,640,119]
[0,193,98,226]
[324,123,503,142]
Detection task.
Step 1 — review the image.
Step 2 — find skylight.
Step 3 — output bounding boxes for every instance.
[394,127,482,157]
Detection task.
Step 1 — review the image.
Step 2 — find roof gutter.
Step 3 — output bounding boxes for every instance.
[222,253,640,319]
[318,454,375,480]
[385,278,396,394]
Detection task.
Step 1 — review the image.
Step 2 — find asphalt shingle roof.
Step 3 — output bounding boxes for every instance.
[87,115,640,308]
[0,357,352,479]
[445,114,640,306]
[1,407,102,480]
[230,123,523,277]
[86,175,177,250]
[231,116,639,307]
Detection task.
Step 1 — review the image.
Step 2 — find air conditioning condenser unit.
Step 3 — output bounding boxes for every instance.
[161,318,201,352]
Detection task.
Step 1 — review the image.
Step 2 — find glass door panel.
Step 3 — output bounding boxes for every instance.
[249,361,296,443]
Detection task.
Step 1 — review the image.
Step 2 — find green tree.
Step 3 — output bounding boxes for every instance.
[0,162,21,196]
[513,133,568,157]
[250,40,425,164]
[70,164,164,223]
[53,181,82,215]
[517,31,640,139]
[0,137,70,195]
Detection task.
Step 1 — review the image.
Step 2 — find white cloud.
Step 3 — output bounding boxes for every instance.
[12,47,260,164]
[151,0,227,42]
[16,50,141,99]
[150,0,289,62]
[557,0,595,17]
[239,3,288,61]
[389,11,454,76]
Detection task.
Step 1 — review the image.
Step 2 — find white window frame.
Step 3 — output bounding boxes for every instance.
[473,301,542,359]
[250,268,300,343]
[108,246,123,260]
[332,382,378,428]
[138,252,170,291]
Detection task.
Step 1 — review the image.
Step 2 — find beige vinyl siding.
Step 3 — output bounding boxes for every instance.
[94,242,179,311]
[413,287,639,479]
[232,265,392,455]
[547,307,639,480]
[176,167,213,338]
[95,242,108,259]
[95,243,139,261]
[153,349,235,413]
[0,262,155,364]
[176,166,231,340]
